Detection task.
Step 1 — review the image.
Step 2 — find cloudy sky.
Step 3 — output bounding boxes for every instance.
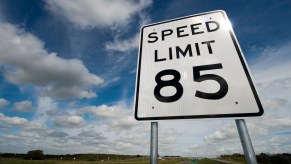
[0,0,290,157]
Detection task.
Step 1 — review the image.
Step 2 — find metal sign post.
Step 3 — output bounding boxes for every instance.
[150,122,158,164]
[236,119,258,164]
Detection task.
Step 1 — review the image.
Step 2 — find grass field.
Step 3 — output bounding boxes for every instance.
[196,158,227,164]
[0,158,189,164]
[1,157,244,164]
[219,156,246,163]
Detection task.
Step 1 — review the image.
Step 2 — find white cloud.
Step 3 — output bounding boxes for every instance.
[24,122,48,133]
[200,116,291,156]
[13,100,32,112]
[23,122,69,138]
[81,104,126,119]
[81,104,138,130]
[105,12,150,52]
[45,0,152,52]
[0,98,9,108]
[263,117,291,129]
[0,113,29,125]
[204,124,238,142]
[54,115,86,128]
[270,136,291,145]
[32,97,64,130]
[105,34,140,52]
[47,131,68,138]
[40,87,97,99]
[100,76,121,87]
[261,97,287,110]
[35,97,57,123]
[111,116,137,130]
[251,42,291,88]
[45,0,152,28]
[0,102,175,155]
[0,23,104,99]
[184,144,199,153]
[78,130,105,139]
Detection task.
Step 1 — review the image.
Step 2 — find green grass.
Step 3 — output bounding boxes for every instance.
[196,158,227,164]
[220,156,246,163]
[0,158,187,164]
[0,159,56,164]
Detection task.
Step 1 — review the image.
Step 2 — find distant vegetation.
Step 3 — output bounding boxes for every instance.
[0,151,188,164]
[1,151,291,164]
[219,153,291,164]
[24,150,45,160]
[0,151,145,161]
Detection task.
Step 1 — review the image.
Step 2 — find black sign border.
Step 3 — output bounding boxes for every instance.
[134,10,264,121]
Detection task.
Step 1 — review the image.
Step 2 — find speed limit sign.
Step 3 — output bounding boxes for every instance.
[134,10,264,120]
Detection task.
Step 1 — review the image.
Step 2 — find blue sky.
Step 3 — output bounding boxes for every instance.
[0,0,290,157]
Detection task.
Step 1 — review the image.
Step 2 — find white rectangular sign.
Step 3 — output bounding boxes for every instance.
[134,10,263,120]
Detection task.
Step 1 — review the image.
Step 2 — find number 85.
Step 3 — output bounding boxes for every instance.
[154,63,229,103]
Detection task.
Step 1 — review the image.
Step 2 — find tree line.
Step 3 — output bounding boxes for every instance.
[0,150,145,161]
[219,153,291,164]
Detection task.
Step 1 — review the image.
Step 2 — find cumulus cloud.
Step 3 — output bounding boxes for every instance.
[0,98,9,108]
[81,104,137,130]
[78,130,105,139]
[265,77,291,91]
[48,131,68,138]
[204,124,238,142]
[184,144,199,152]
[0,102,149,155]
[82,105,124,119]
[0,23,104,99]
[41,87,97,99]
[45,0,152,52]
[54,115,86,128]
[270,136,291,146]
[24,122,48,133]
[263,117,291,129]
[199,117,291,156]
[13,100,33,112]
[0,113,29,125]
[45,0,152,28]
[111,116,137,130]
[23,122,68,138]
[261,97,287,110]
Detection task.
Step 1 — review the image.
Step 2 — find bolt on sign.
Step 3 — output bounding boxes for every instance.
[134,10,263,120]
